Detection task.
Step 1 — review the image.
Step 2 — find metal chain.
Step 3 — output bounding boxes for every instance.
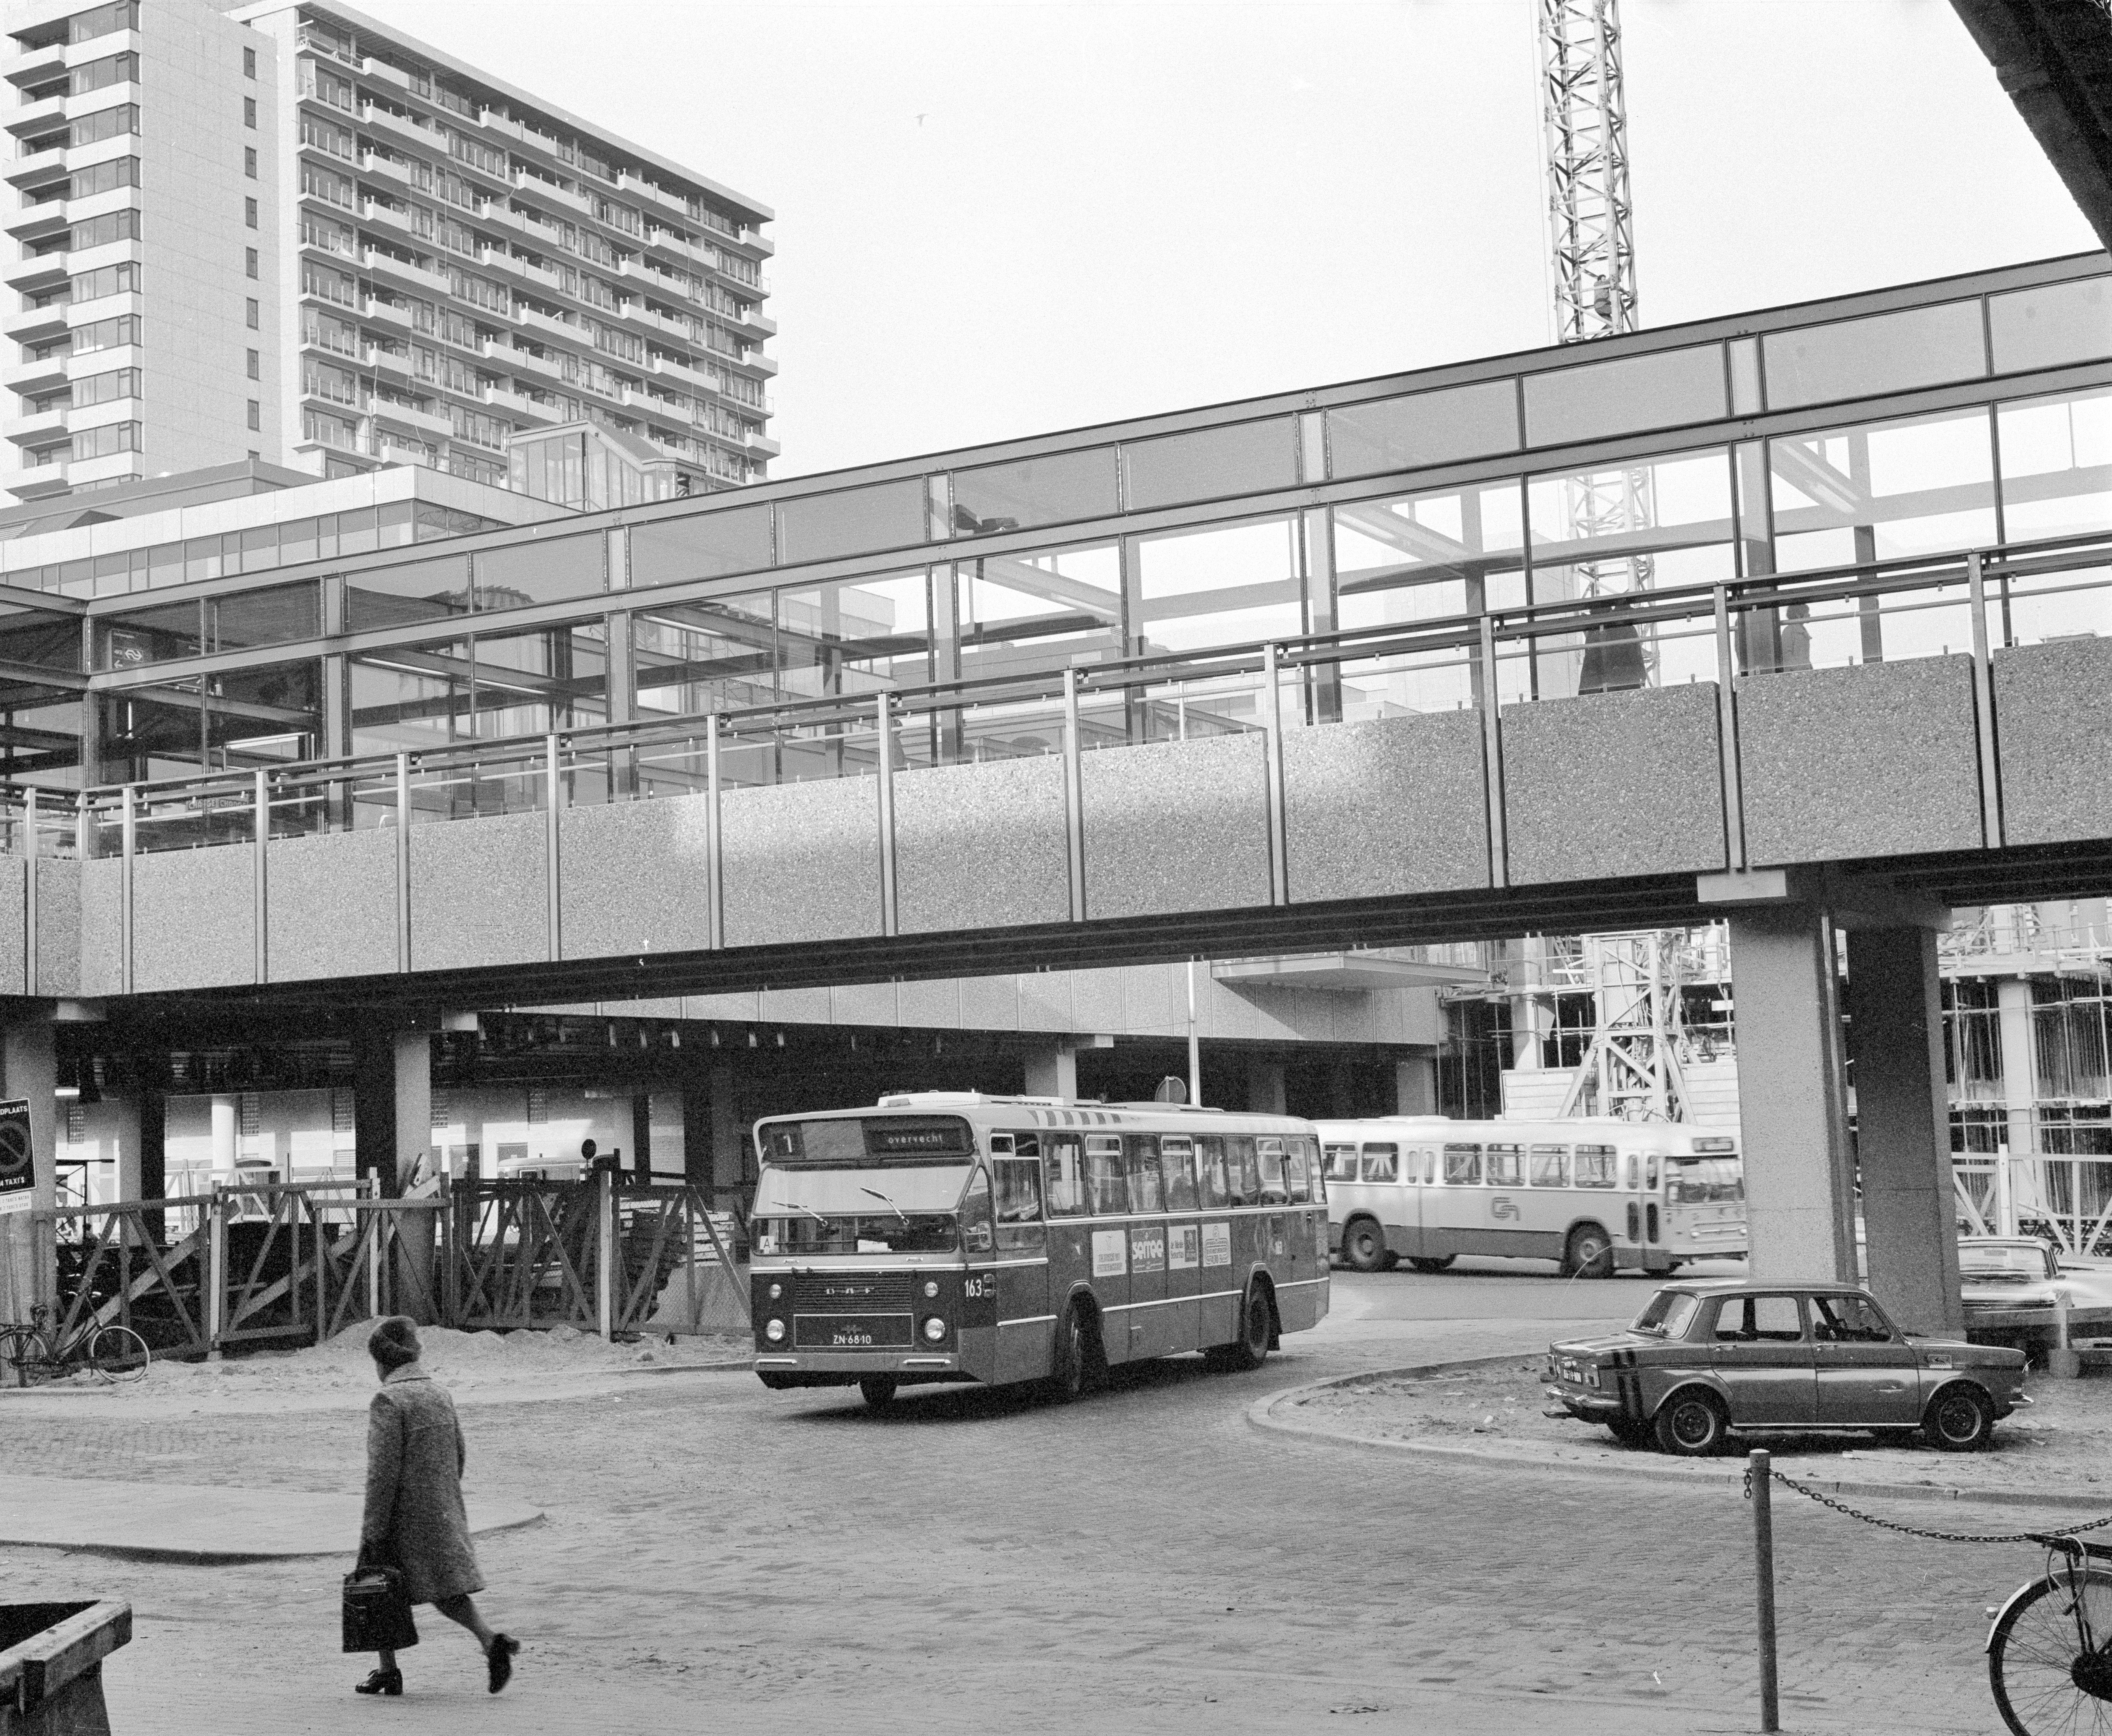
[1745,1462,2112,1545]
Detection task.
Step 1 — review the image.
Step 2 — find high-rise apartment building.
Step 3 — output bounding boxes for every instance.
[1,0,775,507]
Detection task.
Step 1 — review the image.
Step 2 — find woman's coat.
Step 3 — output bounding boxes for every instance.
[360,1362,485,1604]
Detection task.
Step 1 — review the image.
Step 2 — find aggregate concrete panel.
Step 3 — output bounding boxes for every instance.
[896,978,965,1030]
[409,811,548,973]
[720,777,882,950]
[960,974,1022,1034]
[1992,637,2112,846]
[1283,712,1489,901]
[1068,966,1129,1036]
[1018,972,1073,1033]
[760,986,834,1026]
[1738,657,1982,865]
[683,991,761,1023]
[557,795,712,960]
[133,846,254,992]
[78,858,120,998]
[895,756,1069,935]
[1082,735,1270,922]
[0,857,24,997]
[34,858,79,997]
[1500,684,1726,886]
[267,829,397,984]
[831,982,898,1027]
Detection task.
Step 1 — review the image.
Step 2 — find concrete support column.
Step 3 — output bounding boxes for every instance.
[709,1060,742,1209]
[1394,1053,1438,1117]
[1725,905,1857,1285]
[110,1096,143,1200]
[351,1025,433,1198]
[1246,1058,1287,1116]
[1847,926,1966,1335]
[1995,976,2038,1167]
[0,1016,56,1319]
[1022,1039,1076,1100]
[208,1096,237,1182]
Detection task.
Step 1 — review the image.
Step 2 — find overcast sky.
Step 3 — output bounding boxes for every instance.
[351,0,2100,479]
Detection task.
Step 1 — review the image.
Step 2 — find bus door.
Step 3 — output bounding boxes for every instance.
[1358,1142,1402,1257]
[958,1168,999,1379]
[1122,1135,1174,1358]
[1257,1137,1291,1285]
[992,1135,1054,1386]
[1040,1133,1091,1377]
[1322,1139,1360,1256]
[1434,1143,1484,1254]
[1196,1136,1238,1344]
[1228,1136,1265,1283]
[1158,1135,1202,1352]
[1084,1134,1133,1362]
[1279,1138,1323,1330]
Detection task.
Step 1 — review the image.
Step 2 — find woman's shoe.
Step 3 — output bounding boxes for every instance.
[354,1668,403,1697]
[486,1634,519,1695]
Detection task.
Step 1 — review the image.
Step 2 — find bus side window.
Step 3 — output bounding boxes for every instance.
[1086,1134,1128,1215]
[1360,1144,1399,1183]
[1228,1137,1261,1206]
[994,1155,1045,1251]
[1574,1144,1616,1188]
[1161,1136,1199,1212]
[1422,1150,1439,1185]
[1043,1135,1086,1217]
[1486,1144,1523,1187]
[960,1169,995,1255]
[1624,1154,1639,1191]
[1442,1143,1481,1186]
[1197,1137,1231,1209]
[1285,1140,1312,1204]
[1528,1145,1569,1187]
[1256,1138,1289,1204]
[1323,1143,1358,1183]
[1125,1136,1165,1213]
[1302,1138,1325,1203]
[1646,1155,1660,1190]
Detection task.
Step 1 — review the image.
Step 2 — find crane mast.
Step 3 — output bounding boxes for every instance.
[1539,0,1639,344]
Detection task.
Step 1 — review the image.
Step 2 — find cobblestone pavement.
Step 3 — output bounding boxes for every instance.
[0,1275,2034,1734]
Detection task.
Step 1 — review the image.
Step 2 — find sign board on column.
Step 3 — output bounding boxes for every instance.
[0,1097,32,1215]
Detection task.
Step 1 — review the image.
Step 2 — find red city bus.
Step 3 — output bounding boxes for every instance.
[749,1093,1331,1407]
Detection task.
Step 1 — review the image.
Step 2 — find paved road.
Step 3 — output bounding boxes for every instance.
[0,1267,2030,1734]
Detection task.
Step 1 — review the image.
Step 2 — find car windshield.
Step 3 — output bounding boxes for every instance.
[1959,1244,2053,1281]
[1631,1290,1700,1337]
[751,1164,971,1256]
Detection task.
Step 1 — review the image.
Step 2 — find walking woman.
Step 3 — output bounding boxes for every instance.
[354,1316,520,1697]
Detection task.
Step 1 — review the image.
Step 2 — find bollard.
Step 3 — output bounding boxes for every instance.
[2048,1288,2084,1379]
[1750,1447,1780,1734]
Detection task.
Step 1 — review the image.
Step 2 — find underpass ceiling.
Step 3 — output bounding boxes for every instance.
[1951,0,2112,248]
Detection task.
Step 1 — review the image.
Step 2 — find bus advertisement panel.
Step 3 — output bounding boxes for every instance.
[749,1094,1330,1407]
[1319,1116,1745,1277]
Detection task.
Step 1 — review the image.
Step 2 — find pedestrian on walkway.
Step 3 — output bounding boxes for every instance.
[353,1315,520,1698]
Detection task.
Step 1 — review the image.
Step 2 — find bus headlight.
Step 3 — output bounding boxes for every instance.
[922,1316,947,1343]
[764,1318,786,1343]
[921,1279,940,1299]
[767,1282,783,1301]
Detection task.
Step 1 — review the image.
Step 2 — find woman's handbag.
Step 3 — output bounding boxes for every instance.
[342,1556,419,1654]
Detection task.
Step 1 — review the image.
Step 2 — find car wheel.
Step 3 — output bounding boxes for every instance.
[858,1376,898,1410]
[1922,1383,1996,1452]
[1563,1224,1615,1279]
[1406,1256,1456,1274]
[1652,1389,1728,1456]
[1342,1220,1389,1273]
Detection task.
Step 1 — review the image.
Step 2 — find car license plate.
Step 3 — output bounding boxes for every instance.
[794,1313,913,1349]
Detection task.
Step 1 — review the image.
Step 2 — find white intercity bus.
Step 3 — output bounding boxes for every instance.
[1318,1116,1746,1278]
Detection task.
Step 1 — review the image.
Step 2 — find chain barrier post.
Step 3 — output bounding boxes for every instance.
[1749,1448,1780,1733]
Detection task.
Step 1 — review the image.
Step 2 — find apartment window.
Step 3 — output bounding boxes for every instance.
[244,45,256,78]
[246,298,259,330]
[247,400,261,431]
[246,348,260,380]
[246,248,259,280]
[245,197,259,229]
[245,147,257,179]
[244,96,257,128]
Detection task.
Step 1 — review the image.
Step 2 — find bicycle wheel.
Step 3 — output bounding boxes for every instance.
[1989,1565,2112,1735]
[85,1323,150,1384]
[0,1327,38,1389]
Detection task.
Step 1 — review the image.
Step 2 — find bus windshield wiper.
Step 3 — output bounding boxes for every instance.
[859,1186,910,1225]
[779,1200,831,1226]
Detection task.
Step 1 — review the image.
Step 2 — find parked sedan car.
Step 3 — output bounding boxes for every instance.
[1544,1279,2029,1456]
[1959,1236,2112,1320]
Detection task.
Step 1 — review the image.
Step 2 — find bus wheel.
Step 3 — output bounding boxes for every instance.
[1215,1282,1274,1373]
[858,1376,898,1410]
[1406,1256,1456,1274]
[1563,1224,1614,1279]
[1048,1303,1095,1403]
[1342,1219,1389,1273]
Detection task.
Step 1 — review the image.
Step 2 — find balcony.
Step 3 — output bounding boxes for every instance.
[650,353,713,396]
[358,57,413,95]
[355,196,413,239]
[1,299,67,345]
[507,347,566,386]
[359,104,441,156]
[4,143,68,193]
[5,93,66,138]
[359,297,414,335]
[1,348,70,399]
[5,196,67,245]
[9,452,66,498]
[516,304,576,343]
[2,406,65,446]
[363,343,413,381]
[617,171,688,223]
[372,398,452,440]
[6,43,67,90]
[356,150,413,192]
[484,384,548,421]
[361,248,449,297]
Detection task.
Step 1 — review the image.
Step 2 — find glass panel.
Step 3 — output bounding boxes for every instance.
[777,572,932,702]
[0,679,81,785]
[1226,1136,1261,1207]
[1728,337,1762,416]
[344,555,472,633]
[1484,1143,1523,1187]
[1323,1142,1357,1181]
[474,620,608,739]
[1134,515,1301,657]
[1085,1134,1127,1215]
[474,533,605,610]
[101,598,199,669]
[1528,1144,1569,1187]
[1326,380,1520,481]
[1123,1136,1164,1213]
[98,681,203,782]
[1761,301,1987,411]
[1041,1134,1085,1217]
[1998,385,2112,543]
[634,592,777,716]
[1989,277,2112,376]
[1123,419,1297,512]
[1574,1143,1616,1186]
[775,480,926,566]
[1770,405,1994,572]
[1196,1136,1229,1209]
[954,541,1122,683]
[237,525,280,574]
[348,642,473,756]
[1160,1136,1198,1211]
[208,580,321,653]
[1523,344,1726,447]
[951,448,1118,535]
[1442,1142,1481,1185]
[630,505,774,587]
[0,604,81,672]
[1359,1143,1398,1183]
[206,659,321,769]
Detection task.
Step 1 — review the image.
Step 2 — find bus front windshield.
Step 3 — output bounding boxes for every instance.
[1665,1156,1743,1205]
[752,1164,973,1256]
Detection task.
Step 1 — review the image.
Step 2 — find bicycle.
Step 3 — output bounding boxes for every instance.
[0,1301,151,1388]
[1989,1533,2112,1734]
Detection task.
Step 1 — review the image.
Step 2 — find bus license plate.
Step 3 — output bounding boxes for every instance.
[795,1313,914,1349]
